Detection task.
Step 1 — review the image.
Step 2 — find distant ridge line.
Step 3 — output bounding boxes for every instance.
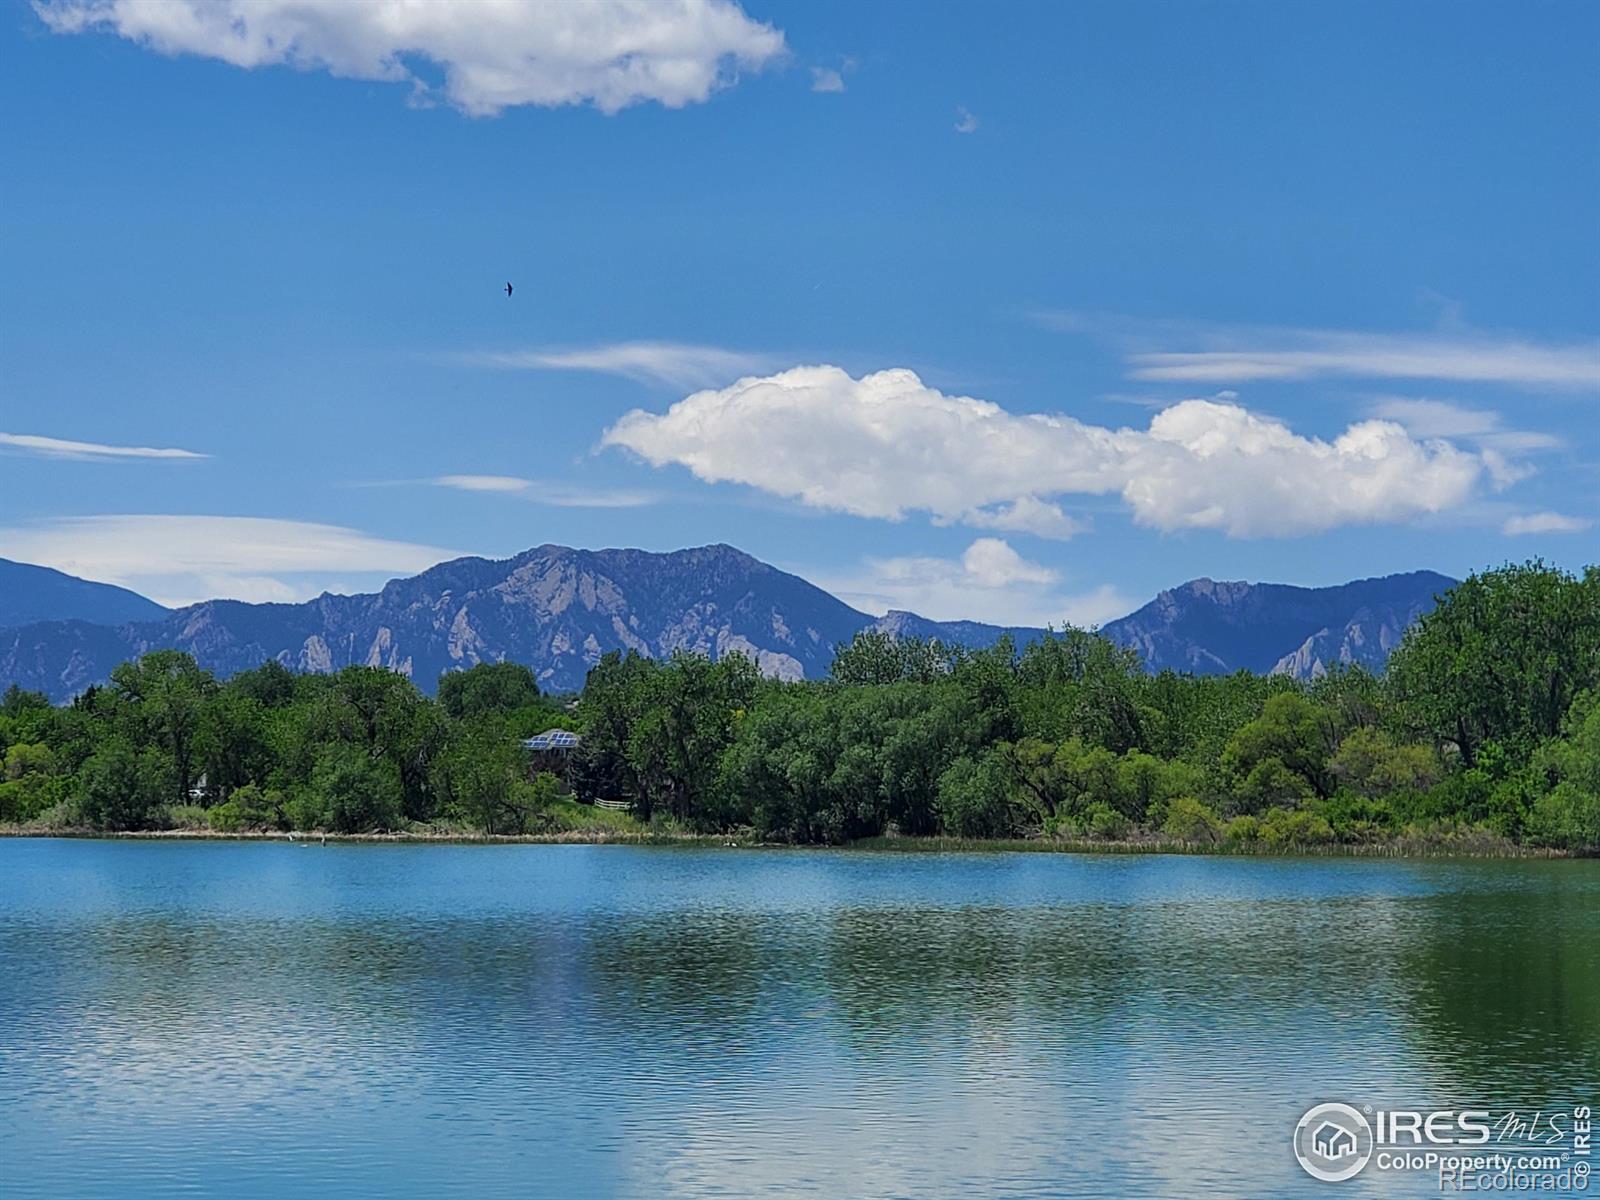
[0,547,1455,701]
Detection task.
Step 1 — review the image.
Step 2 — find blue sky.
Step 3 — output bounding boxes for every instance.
[1,0,1596,623]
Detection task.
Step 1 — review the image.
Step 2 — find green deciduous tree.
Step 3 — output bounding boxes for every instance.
[1222,692,1337,803]
[1162,796,1223,843]
[936,753,1018,838]
[227,660,298,708]
[569,652,653,809]
[435,717,548,834]
[306,742,404,833]
[1528,691,1600,850]
[109,650,217,804]
[626,652,760,823]
[1015,629,1148,752]
[437,661,543,721]
[1388,561,1600,766]
[310,667,446,822]
[207,782,286,832]
[76,738,158,830]
[1328,726,1442,798]
[718,686,847,841]
[831,631,952,685]
[1258,807,1335,847]
[199,692,272,799]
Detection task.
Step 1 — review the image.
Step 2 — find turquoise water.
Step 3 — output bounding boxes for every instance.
[1,840,1595,1198]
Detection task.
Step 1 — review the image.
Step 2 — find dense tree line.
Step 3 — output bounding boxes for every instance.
[0,659,568,835]
[2,560,1597,851]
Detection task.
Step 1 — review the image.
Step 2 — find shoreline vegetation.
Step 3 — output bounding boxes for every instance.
[2,560,1598,856]
[0,825,1581,858]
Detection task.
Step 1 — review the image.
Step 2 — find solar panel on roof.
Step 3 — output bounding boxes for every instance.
[522,730,580,751]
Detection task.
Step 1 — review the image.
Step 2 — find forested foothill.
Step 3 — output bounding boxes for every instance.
[3,561,1596,853]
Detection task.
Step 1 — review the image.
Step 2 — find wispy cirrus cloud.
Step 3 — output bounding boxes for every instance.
[1367,398,1508,439]
[0,515,460,607]
[1128,335,1599,388]
[0,431,206,461]
[433,475,531,494]
[1035,311,1600,390]
[34,0,786,117]
[1366,397,1562,486]
[1366,397,1562,451]
[1502,511,1593,536]
[432,475,657,508]
[463,341,771,389]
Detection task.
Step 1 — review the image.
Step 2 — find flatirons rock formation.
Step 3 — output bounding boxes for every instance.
[0,545,1455,701]
[1099,571,1455,676]
[0,545,1019,700]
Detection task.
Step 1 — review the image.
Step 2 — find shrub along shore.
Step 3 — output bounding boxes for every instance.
[1,827,1572,858]
[2,560,1597,856]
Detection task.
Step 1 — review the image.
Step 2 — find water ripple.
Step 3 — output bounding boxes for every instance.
[1,841,1595,1199]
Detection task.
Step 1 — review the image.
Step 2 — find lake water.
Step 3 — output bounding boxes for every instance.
[1,840,1595,1199]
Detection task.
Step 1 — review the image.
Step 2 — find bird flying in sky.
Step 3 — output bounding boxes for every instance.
[504,282,514,297]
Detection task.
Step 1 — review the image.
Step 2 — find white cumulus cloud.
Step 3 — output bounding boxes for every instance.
[954,496,1088,540]
[958,538,1057,587]
[1124,399,1485,535]
[0,431,206,461]
[35,0,786,116]
[812,539,1129,629]
[0,515,461,606]
[812,537,1126,624]
[810,66,845,93]
[602,365,1490,538]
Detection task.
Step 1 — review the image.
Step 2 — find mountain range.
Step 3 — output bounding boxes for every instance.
[0,545,1454,702]
[1100,572,1456,677]
[0,558,169,629]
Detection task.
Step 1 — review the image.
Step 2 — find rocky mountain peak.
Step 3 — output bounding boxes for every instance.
[0,546,1457,701]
